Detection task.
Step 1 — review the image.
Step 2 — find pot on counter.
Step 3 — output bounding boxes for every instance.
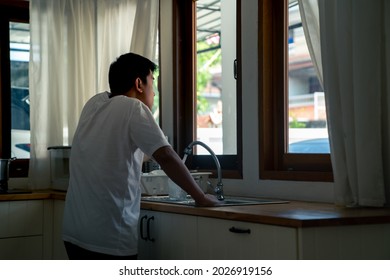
[0,157,16,192]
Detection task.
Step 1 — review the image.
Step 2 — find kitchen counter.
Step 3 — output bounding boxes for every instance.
[2,190,390,228]
[0,190,53,201]
[141,199,390,228]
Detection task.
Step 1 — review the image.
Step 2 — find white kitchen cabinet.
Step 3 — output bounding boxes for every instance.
[197,216,297,260]
[298,223,390,260]
[52,199,68,259]
[138,210,198,259]
[0,236,43,259]
[138,210,157,259]
[0,200,44,259]
[138,210,297,260]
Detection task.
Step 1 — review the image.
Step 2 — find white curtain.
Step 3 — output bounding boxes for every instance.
[300,0,390,207]
[298,0,322,87]
[29,0,159,189]
[130,0,160,61]
[96,0,160,91]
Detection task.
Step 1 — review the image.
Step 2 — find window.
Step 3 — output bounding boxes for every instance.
[287,1,328,154]
[259,0,332,181]
[0,2,29,177]
[10,22,30,159]
[152,68,160,123]
[173,0,242,178]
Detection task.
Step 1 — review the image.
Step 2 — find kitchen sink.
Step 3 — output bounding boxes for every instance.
[141,195,289,207]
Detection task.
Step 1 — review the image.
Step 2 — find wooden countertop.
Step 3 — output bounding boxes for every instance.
[2,190,390,228]
[140,200,390,228]
[0,190,68,201]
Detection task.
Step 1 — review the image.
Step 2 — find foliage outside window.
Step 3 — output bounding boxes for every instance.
[173,0,242,178]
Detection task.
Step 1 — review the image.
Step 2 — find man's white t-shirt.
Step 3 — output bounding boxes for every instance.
[62,92,169,256]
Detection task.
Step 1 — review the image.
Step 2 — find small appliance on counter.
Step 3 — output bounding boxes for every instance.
[48,146,71,191]
[0,158,16,193]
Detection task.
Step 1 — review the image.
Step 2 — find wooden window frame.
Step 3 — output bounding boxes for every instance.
[259,0,333,182]
[172,0,243,179]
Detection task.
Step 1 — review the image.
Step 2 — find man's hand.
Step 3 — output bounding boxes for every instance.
[195,193,222,207]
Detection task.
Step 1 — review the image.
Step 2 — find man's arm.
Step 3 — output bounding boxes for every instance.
[152,146,220,206]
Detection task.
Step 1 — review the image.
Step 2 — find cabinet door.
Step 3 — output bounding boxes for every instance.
[0,200,43,238]
[52,200,68,259]
[197,217,297,260]
[298,224,390,260]
[153,211,198,259]
[138,210,198,259]
[138,210,156,259]
[0,200,44,259]
[0,236,43,260]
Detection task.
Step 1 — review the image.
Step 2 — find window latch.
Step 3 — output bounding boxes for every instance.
[234,59,237,80]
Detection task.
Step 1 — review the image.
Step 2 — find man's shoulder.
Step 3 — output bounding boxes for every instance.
[85,92,109,104]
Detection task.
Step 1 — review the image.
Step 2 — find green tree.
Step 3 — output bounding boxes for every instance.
[196,40,221,114]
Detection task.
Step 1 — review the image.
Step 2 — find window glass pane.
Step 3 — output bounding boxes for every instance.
[288,2,329,154]
[151,32,160,123]
[151,69,160,123]
[10,22,30,158]
[196,0,236,155]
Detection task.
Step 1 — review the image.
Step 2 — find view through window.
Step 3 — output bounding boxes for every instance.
[195,0,237,155]
[10,22,30,159]
[152,69,160,123]
[288,1,329,154]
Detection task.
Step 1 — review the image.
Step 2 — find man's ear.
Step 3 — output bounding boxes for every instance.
[135,77,143,93]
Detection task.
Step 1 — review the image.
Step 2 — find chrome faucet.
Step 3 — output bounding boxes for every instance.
[182,140,224,200]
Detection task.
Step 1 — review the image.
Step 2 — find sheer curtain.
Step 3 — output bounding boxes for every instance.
[29,0,159,189]
[300,0,390,207]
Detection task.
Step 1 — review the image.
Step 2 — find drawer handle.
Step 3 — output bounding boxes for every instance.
[147,216,155,242]
[140,215,148,240]
[229,226,251,234]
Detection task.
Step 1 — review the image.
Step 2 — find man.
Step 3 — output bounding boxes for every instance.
[62,53,219,260]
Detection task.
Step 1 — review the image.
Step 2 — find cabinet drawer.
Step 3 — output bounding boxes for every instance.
[197,217,297,259]
[0,236,43,259]
[0,200,44,238]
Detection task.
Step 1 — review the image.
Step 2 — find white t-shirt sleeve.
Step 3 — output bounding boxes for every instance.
[129,101,170,157]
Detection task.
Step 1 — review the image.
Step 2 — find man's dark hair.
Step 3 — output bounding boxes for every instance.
[108,53,157,96]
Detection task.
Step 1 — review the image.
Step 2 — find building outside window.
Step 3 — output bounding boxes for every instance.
[195,0,237,156]
[288,1,329,154]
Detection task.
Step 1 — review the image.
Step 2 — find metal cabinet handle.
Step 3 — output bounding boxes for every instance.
[139,215,148,241]
[147,216,155,242]
[229,226,251,234]
[140,215,148,240]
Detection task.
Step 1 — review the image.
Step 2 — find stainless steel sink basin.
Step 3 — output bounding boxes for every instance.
[141,195,288,207]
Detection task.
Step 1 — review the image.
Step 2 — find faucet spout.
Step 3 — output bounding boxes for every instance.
[183,140,224,200]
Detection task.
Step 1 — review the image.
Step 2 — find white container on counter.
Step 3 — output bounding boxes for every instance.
[167,179,188,200]
[48,146,71,191]
[141,170,211,196]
